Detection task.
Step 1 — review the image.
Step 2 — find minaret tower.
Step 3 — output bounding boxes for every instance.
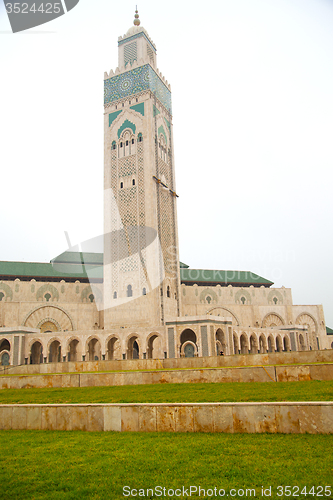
[103,10,180,329]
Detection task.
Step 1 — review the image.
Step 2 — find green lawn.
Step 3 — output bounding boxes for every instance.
[0,380,332,404]
[1,431,332,500]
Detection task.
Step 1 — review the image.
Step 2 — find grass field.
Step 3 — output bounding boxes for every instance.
[1,431,332,500]
[1,381,332,499]
[0,380,332,404]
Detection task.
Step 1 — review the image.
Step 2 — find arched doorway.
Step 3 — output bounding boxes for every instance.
[127,336,140,360]
[68,339,79,362]
[276,336,283,352]
[87,338,101,361]
[240,334,249,354]
[147,334,161,359]
[267,335,274,353]
[216,328,227,355]
[259,335,266,353]
[1,352,9,366]
[183,342,195,358]
[250,335,258,354]
[283,335,290,352]
[31,341,43,364]
[107,337,120,360]
[180,329,197,357]
[49,340,61,363]
[299,334,306,351]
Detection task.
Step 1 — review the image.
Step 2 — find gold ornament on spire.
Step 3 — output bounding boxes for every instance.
[134,6,140,26]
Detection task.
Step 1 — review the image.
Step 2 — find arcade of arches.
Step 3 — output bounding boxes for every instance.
[0,327,311,366]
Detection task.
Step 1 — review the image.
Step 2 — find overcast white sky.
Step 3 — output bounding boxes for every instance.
[0,0,333,327]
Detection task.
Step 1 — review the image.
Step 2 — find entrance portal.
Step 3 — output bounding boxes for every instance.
[184,343,195,358]
[1,352,9,366]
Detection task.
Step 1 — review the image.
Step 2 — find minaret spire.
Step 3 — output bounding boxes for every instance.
[134,6,140,26]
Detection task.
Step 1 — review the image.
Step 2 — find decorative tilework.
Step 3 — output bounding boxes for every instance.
[164,117,171,131]
[0,283,13,300]
[158,125,167,145]
[36,284,59,302]
[104,65,172,114]
[153,105,160,116]
[117,119,136,139]
[235,289,251,305]
[109,110,123,127]
[130,102,145,116]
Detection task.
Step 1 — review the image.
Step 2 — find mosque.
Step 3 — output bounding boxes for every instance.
[0,11,331,367]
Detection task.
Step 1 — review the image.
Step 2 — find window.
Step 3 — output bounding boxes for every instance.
[273,297,278,305]
[138,133,143,142]
[127,284,133,297]
[88,294,94,303]
[112,142,116,150]
[120,142,123,148]
[113,291,117,299]
[142,288,146,295]
[0,292,4,301]
[44,293,51,302]
[126,140,129,146]
[132,138,134,144]
[206,296,211,304]
[167,286,170,298]
[120,182,123,189]
[132,179,135,186]
[240,296,246,304]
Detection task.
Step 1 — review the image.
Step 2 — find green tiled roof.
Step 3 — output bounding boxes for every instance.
[326,326,333,335]
[51,251,103,265]
[0,253,273,287]
[0,259,103,282]
[180,268,273,287]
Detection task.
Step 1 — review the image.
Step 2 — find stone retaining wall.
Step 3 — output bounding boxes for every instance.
[1,350,332,376]
[0,402,332,433]
[1,363,333,390]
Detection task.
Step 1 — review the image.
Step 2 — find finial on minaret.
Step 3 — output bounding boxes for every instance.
[134,6,140,26]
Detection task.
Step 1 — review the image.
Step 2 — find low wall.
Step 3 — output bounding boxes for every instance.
[1,349,332,376]
[1,363,333,390]
[0,402,332,433]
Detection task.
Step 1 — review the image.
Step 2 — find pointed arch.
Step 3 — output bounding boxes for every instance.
[117,119,136,138]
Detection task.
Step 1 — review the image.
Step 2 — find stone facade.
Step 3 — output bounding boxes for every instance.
[0,13,331,367]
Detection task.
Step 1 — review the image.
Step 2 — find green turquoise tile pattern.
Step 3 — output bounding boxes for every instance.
[117,119,136,138]
[109,110,123,127]
[118,32,156,51]
[153,105,160,116]
[104,65,172,114]
[164,117,171,131]
[130,102,145,116]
